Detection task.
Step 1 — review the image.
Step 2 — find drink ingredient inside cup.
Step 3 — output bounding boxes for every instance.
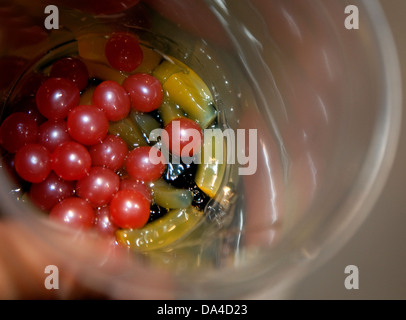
[0,24,226,253]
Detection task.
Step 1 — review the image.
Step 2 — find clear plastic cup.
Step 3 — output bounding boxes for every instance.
[0,0,401,299]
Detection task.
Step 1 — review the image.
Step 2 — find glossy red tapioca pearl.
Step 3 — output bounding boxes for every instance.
[123,73,163,113]
[125,146,166,182]
[38,120,73,153]
[67,105,109,146]
[51,141,92,181]
[0,112,39,153]
[76,167,120,208]
[29,172,75,211]
[92,80,131,122]
[105,32,143,73]
[36,78,80,121]
[49,197,95,230]
[93,206,119,237]
[120,177,152,202]
[88,134,128,172]
[109,189,151,229]
[50,57,89,91]
[14,144,51,183]
[162,118,203,158]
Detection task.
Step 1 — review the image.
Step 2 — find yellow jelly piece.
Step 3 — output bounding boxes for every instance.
[83,59,127,85]
[152,57,216,128]
[195,131,227,198]
[158,96,186,126]
[78,34,109,64]
[152,60,184,84]
[164,72,216,128]
[116,206,204,252]
[133,45,162,74]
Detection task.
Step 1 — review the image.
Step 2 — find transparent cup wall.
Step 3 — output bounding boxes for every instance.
[0,0,401,298]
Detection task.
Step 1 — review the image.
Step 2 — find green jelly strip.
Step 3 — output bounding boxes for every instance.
[151,179,193,209]
[108,117,148,148]
[158,95,187,126]
[130,111,161,143]
[116,206,204,252]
